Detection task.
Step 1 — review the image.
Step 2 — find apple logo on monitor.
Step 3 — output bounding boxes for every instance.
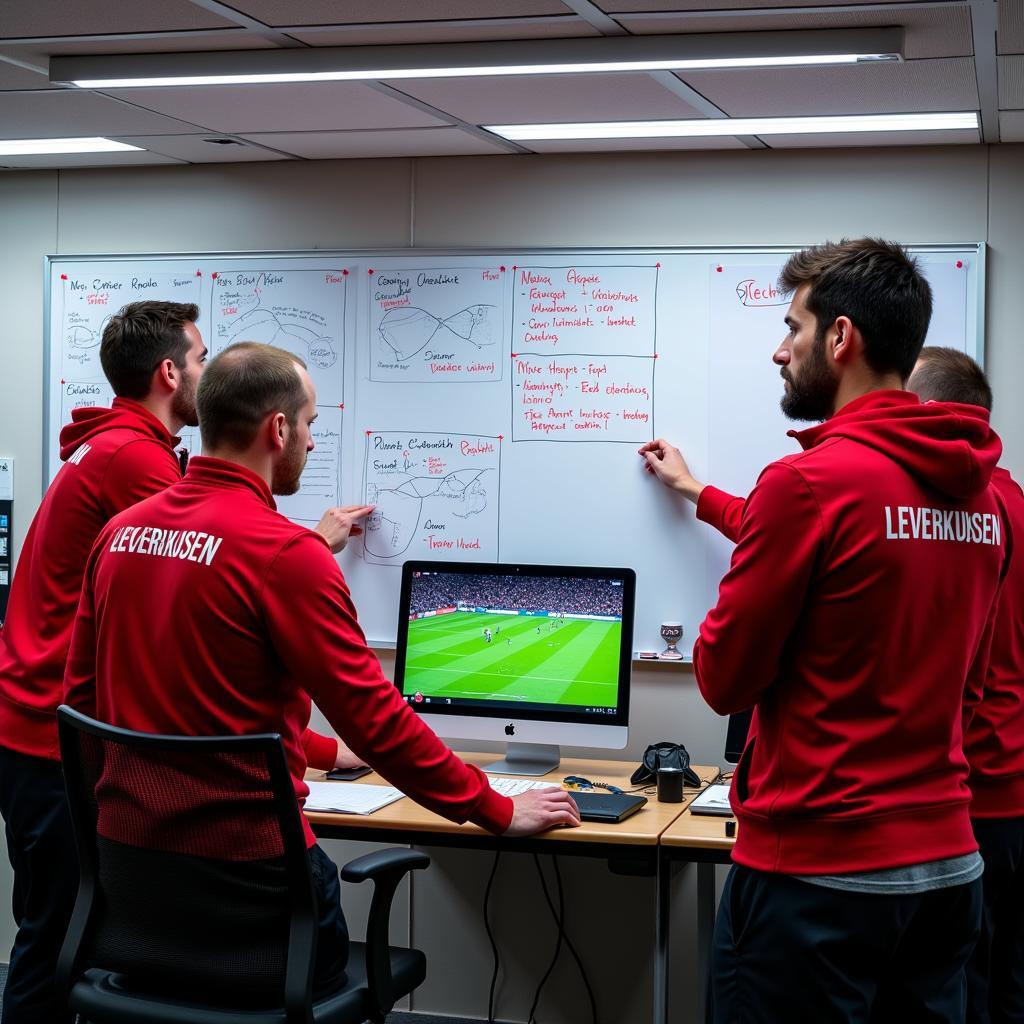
[504,723,515,736]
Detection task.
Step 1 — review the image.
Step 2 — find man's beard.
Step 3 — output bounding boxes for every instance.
[779,333,839,422]
[271,428,307,496]
[171,368,199,428]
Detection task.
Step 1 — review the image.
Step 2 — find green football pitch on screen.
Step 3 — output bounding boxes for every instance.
[405,611,621,709]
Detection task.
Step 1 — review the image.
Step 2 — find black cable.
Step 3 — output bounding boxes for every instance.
[528,855,598,1024]
[550,856,597,1024]
[528,853,564,1024]
[484,849,502,1024]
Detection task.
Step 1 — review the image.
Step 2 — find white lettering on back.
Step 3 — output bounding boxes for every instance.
[883,506,1002,546]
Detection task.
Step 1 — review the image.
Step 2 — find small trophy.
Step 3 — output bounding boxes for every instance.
[659,622,684,660]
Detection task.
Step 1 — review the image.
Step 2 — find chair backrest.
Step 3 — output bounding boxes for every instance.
[56,705,318,1019]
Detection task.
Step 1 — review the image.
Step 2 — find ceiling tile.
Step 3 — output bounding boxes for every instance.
[681,58,979,117]
[289,17,601,46]
[0,150,182,170]
[0,60,55,90]
[4,31,279,58]
[999,55,1024,107]
[221,1,572,28]
[762,128,980,147]
[111,135,293,163]
[0,91,203,138]
[238,127,512,158]
[0,0,237,38]
[999,110,1024,140]
[618,7,973,60]
[104,82,447,133]
[523,135,748,152]
[999,0,1024,55]
[385,72,706,123]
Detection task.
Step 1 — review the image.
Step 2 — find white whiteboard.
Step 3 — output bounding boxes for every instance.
[44,246,984,654]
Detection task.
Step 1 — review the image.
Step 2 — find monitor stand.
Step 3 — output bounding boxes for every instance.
[483,743,560,777]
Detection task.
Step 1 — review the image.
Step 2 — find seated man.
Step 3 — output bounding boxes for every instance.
[64,342,579,992]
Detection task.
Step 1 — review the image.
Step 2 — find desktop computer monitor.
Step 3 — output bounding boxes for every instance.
[393,561,635,776]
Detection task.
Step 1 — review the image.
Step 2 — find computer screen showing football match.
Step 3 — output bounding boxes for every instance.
[394,561,634,725]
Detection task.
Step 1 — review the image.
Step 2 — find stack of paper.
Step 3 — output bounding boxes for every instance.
[305,781,405,815]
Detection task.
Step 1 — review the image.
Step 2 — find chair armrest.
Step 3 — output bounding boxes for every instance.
[340,848,429,884]
[341,848,430,1018]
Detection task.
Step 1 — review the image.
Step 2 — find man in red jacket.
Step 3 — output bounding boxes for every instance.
[640,240,1009,1022]
[0,300,208,1023]
[909,347,1024,1024]
[64,342,580,996]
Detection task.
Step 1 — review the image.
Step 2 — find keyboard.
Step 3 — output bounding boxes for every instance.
[487,776,562,797]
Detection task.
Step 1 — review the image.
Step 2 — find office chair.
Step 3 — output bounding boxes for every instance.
[55,705,428,1024]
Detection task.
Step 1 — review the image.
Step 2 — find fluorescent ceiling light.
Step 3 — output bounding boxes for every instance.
[50,30,903,88]
[68,55,893,89]
[486,112,980,141]
[0,137,143,155]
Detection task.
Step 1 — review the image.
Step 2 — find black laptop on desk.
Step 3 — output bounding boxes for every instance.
[570,791,647,823]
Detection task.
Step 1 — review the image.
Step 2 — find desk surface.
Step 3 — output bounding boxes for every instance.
[661,800,737,855]
[305,753,720,848]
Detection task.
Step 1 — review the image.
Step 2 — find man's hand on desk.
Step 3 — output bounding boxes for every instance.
[503,788,582,836]
[334,738,367,770]
[314,504,375,554]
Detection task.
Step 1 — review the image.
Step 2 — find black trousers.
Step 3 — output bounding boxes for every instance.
[0,746,77,1024]
[711,864,982,1024]
[309,843,350,995]
[967,817,1024,1024]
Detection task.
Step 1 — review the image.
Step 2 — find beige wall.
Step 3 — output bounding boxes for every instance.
[2,144,1023,1022]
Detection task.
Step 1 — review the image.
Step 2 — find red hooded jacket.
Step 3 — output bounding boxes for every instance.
[0,399,182,760]
[963,466,1024,818]
[694,392,1010,873]
[63,457,513,850]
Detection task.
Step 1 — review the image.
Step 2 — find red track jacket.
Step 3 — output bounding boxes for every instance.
[694,391,1010,873]
[0,399,181,760]
[64,457,513,849]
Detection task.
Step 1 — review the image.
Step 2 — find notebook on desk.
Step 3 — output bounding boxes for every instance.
[688,782,733,817]
[570,791,647,823]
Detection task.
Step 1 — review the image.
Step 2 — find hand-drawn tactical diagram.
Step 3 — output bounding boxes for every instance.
[361,431,500,564]
[212,269,347,405]
[57,270,203,381]
[369,267,504,383]
[275,406,343,526]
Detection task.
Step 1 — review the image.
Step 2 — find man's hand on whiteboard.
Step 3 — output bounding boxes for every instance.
[504,788,582,836]
[314,504,375,554]
[638,439,705,505]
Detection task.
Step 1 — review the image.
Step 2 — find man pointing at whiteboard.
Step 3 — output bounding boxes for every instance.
[640,239,1010,1022]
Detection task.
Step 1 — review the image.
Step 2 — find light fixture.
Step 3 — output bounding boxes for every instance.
[49,30,903,89]
[486,112,980,141]
[0,138,144,155]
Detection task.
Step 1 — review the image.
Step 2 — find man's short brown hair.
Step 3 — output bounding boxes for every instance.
[909,346,992,411]
[100,301,199,398]
[197,343,308,451]
[779,238,933,381]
